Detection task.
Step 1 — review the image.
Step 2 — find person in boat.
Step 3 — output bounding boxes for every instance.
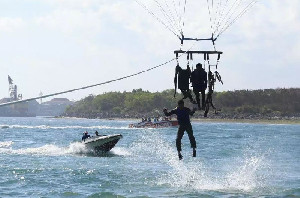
[163,99,197,160]
[156,117,160,122]
[82,131,91,142]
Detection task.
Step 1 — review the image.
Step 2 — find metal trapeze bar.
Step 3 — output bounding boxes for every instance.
[182,37,213,41]
[179,34,217,45]
[174,50,223,55]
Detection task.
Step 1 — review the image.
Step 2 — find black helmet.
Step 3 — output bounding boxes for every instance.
[178,99,184,105]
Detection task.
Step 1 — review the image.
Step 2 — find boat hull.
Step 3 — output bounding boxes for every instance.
[83,134,122,153]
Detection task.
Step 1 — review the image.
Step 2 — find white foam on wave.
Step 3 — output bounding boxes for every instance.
[129,131,270,194]
[0,141,14,148]
[0,125,10,129]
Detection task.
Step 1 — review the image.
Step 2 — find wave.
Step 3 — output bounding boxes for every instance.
[0,141,14,148]
[0,124,130,130]
[0,125,10,129]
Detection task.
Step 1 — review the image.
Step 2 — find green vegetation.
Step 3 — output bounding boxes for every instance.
[63,88,300,119]
[216,89,300,116]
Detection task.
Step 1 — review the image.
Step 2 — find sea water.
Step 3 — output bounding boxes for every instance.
[0,117,299,197]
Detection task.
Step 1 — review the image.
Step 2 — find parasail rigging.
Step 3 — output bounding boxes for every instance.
[0,1,257,112]
[135,0,258,116]
[135,0,258,45]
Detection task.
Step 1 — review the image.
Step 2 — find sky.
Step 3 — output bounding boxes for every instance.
[0,0,299,102]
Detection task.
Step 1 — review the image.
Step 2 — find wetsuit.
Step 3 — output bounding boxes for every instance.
[164,107,196,152]
[175,65,194,103]
[191,67,207,109]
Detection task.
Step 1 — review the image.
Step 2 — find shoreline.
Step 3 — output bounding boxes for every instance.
[57,116,300,125]
[192,118,300,125]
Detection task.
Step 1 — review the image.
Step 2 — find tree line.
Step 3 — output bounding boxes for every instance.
[62,88,300,119]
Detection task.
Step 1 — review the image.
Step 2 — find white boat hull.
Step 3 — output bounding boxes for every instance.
[83,134,122,153]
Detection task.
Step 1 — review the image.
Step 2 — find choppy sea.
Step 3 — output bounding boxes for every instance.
[0,117,299,197]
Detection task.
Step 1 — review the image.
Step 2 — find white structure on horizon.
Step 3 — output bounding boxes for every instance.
[8,75,22,101]
[39,92,43,104]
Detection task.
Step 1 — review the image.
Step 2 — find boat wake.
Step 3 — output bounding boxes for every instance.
[0,141,128,157]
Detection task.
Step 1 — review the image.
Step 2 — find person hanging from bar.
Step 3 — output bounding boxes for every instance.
[174,63,194,103]
[163,99,197,160]
[191,63,207,110]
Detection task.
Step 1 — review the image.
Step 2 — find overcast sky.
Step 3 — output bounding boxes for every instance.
[0,0,299,102]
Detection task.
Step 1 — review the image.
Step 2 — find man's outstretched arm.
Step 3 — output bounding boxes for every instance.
[189,108,196,116]
[163,108,176,116]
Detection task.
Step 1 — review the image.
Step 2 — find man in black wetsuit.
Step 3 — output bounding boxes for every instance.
[191,63,207,110]
[163,100,197,160]
[174,64,194,103]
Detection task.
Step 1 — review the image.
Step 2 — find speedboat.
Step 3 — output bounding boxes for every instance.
[129,119,178,128]
[82,134,122,153]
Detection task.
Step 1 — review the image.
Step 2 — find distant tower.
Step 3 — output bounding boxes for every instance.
[39,92,43,104]
[8,75,18,101]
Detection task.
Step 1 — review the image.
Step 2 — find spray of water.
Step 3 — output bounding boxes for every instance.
[110,147,131,156]
[128,131,270,194]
